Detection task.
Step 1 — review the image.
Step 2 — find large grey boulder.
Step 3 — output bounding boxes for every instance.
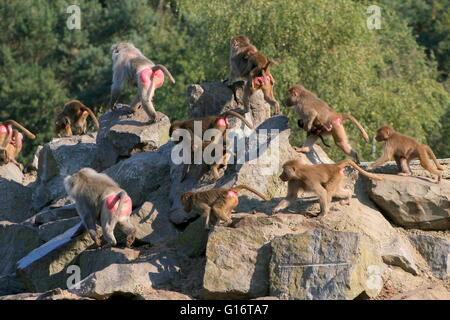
[96,108,170,170]
[381,235,418,275]
[0,178,33,222]
[408,233,449,280]
[201,214,312,299]
[32,134,100,210]
[368,174,450,230]
[269,228,382,300]
[0,274,26,296]
[0,222,42,276]
[104,143,172,207]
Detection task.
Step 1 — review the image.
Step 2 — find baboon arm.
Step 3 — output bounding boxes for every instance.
[369,145,393,169]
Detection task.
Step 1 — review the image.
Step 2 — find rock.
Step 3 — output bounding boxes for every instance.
[31,204,78,225]
[32,134,100,210]
[104,143,172,207]
[0,178,33,222]
[269,228,382,300]
[69,251,182,299]
[16,222,94,292]
[139,290,192,300]
[201,214,313,299]
[368,174,450,230]
[0,274,26,296]
[0,292,42,300]
[390,283,450,300]
[0,162,23,183]
[408,233,449,280]
[96,108,170,169]
[77,247,139,280]
[187,81,270,127]
[29,145,43,171]
[0,222,42,276]
[37,217,81,243]
[381,236,419,275]
[171,217,208,257]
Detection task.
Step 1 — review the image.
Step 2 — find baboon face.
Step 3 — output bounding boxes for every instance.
[375,126,393,142]
[284,86,301,107]
[280,164,295,182]
[231,35,250,49]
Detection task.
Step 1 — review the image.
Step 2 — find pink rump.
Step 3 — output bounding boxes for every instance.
[105,193,133,217]
[216,118,227,127]
[139,68,165,89]
[0,125,7,134]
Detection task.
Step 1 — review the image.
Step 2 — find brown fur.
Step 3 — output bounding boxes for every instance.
[285,85,368,163]
[0,120,36,166]
[225,35,280,115]
[181,185,268,229]
[55,100,99,137]
[368,126,444,183]
[273,159,383,216]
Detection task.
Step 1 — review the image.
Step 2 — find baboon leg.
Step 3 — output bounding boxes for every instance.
[101,209,118,247]
[212,207,232,225]
[198,203,212,230]
[76,203,99,245]
[418,149,442,182]
[272,181,300,213]
[242,80,253,113]
[129,94,141,113]
[333,125,360,163]
[312,183,329,216]
[397,157,412,176]
[142,82,158,121]
[261,85,280,115]
[295,135,319,153]
[118,217,136,248]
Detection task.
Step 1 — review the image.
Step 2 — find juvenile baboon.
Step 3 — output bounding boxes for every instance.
[285,85,369,163]
[368,126,444,182]
[181,185,268,229]
[225,35,280,115]
[55,100,99,137]
[297,119,331,148]
[109,42,175,122]
[64,168,136,248]
[0,120,36,166]
[273,159,383,216]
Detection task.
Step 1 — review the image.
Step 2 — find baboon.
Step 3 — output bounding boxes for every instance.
[225,35,280,115]
[272,159,383,216]
[109,42,175,122]
[0,120,36,166]
[64,168,136,248]
[368,126,444,183]
[181,185,268,229]
[297,119,331,148]
[55,100,99,137]
[285,85,369,163]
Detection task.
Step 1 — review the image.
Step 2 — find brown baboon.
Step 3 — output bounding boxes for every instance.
[368,126,444,183]
[181,185,268,229]
[64,168,136,248]
[273,159,383,216]
[55,100,99,137]
[285,85,369,163]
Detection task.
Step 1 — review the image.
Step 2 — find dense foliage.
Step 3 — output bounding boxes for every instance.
[0,0,448,163]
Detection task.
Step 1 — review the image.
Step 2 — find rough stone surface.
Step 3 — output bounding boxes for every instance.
[390,283,450,300]
[381,235,418,275]
[37,217,81,243]
[0,178,33,222]
[368,174,450,230]
[269,228,382,300]
[201,214,313,299]
[0,274,26,296]
[0,222,42,276]
[96,108,170,170]
[408,233,449,280]
[32,134,100,210]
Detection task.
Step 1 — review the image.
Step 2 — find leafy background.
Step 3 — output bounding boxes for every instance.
[0,0,448,163]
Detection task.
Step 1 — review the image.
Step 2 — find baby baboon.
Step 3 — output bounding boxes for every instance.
[109,42,175,122]
[225,35,280,115]
[285,84,369,163]
[368,126,444,182]
[273,159,383,216]
[181,185,268,229]
[64,168,136,248]
[0,120,36,166]
[55,100,99,137]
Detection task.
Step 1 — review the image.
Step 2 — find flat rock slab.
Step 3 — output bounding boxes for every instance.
[369,174,450,230]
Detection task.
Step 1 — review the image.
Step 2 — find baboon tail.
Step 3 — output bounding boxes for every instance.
[231,185,269,200]
[425,145,444,171]
[221,111,254,130]
[80,106,100,129]
[341,114,369,142]
[3,120,36,139]
[153,64,176,84]
[114,191,127,217]
[339,159,383,181]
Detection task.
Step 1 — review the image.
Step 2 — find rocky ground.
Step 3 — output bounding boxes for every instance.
[0,82,449,300]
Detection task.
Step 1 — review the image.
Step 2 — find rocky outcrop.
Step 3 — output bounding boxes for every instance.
[368,174,450,230]
[96,108,170,170]
[390,283,450,300]
[269,228,382,300]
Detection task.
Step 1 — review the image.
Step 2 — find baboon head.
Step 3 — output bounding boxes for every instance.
[231,35,251,49]
[375,126,394,142]
[284,85,304,107]
[280,160,301,181]
[181,192,194,212]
